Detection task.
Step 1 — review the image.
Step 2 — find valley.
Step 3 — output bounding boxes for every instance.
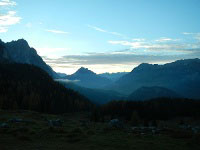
[1,0,200,149]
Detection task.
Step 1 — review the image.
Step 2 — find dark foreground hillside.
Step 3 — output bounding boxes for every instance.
[0,63,92,113]
[0,110,200,150]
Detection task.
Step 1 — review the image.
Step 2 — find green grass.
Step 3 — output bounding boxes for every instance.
[0,110,200,150]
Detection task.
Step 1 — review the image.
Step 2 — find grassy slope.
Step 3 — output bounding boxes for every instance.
[0,110,199,150]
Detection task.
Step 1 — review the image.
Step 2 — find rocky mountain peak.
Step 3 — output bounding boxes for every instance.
[75,67,96,75]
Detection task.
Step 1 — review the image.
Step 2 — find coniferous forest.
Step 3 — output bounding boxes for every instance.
[0,63,92,113]
[100,98,200,122]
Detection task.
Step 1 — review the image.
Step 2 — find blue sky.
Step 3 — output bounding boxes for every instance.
[0,0,200,74]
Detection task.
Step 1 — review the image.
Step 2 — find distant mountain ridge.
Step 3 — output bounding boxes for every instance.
[99,72,129,81]
[109,58,200,99]
[2,39,200,102]
[57,72,68,78]
[65,67,112,89]
[128,86,180,101]
[0,39,58,78]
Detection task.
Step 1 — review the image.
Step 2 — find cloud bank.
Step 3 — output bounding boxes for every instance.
[0,0,16,6]
[42,33,200,73]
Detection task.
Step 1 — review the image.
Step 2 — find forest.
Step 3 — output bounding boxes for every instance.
[0,63,93,114]
[97,98,200,123]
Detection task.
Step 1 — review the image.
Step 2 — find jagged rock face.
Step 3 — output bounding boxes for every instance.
[109,59,200,99]
[5,39,36,64]
[1,39,58,78]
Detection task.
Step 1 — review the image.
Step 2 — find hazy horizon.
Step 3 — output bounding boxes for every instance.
[1,0,200,74]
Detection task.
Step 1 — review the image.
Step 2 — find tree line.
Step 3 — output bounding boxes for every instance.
[90,98,200,124]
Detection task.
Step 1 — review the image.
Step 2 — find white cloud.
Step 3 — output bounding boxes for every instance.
[45,29,69,34]
[196,35,200,41]
[0,0,16,6]
[108,40,151,49]
[42,49,200,74]
[0,0,20,33]
[87,25,107,33]
[87,24,127,38]
[182,32,200,41]
[194,33,200,41]
[132,38,145,42]
[41,31,200,74]
[0,11,20,26]
[182,32,194,35]
[108,37,200,53]
[0,10,21,33]
[41,33,200,74]
[109,32,124,37]
[155,37,180,42]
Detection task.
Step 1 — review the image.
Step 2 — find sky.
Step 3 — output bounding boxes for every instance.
[0,0,200,74]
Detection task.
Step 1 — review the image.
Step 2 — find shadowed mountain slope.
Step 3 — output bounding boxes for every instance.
[0,39,58,78]
[56,79,125,104]
[65,67,112,89]
[128,86,180,101]
[109,59,200,99]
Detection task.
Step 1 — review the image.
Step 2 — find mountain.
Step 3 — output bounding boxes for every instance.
[56,79,125,104]
[128,86,180,101]
[0,39,58,78]
[0,40,10,63]
[109,58,200,99]
[65,67,112,89]
[99,72,129,81]
[57,72,68,78]
[0,63,92,113]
